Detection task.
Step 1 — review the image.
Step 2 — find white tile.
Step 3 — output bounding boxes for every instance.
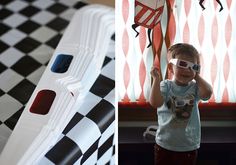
[29,44,53,64]
[30,26,57,43]
[97,147,113,165]
[37,157,55,165]
[0,48,24,67]
[59,0,78,7]
[76,92,102,116]
[6,1,28,12]
[27,66,46,85]
[0,69,24,92]
[1,29,26,46]
[82,150,98,165]
[59,8,76,21]
[32,0,54,9]
[0,94,22,121]
[109,155,115,165]
[31,11,56,25]
[103,89,115,106]
[0,124,12,153]
[3,14,27,28]
[112,132,116,145]
[66,117,101,153]
[73,157,82,165]
[98,121,115,147]
[106,40,115,59]
[101,60,115,80]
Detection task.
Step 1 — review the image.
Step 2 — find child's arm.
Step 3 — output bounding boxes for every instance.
[149,67,164,109]
[194,74,213,100]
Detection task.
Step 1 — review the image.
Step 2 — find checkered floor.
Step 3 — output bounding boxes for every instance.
[0,0,115,164]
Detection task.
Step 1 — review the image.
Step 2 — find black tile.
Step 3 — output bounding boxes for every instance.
[111,33,115,41]
[11,56,41,76]
[0,8,13,20]
[19,5,40,17]
[0,0,12,5]
[0,23,11,36]
[0,40,9,54]
[46,3,67,14]
[86,99,115,133]
[98,135,114,159]
[0,62,7,74]
[14,37,41,53]
[112,145,115,155]
[21,0,36,2]
[4,106,24,130]
[45,34,62,49]
[46,136,82,165]
[73,1,88,9]
[81,139,99,164]
[90,75,115,98]
[8,79,36,104]
[44,60,49,66]
[63,113,84,134]
[0,121,2,125]
[105,161,110,165]
[17,20,41,34]
[0,88,5,97]
[102,56,112,68]
[46,17,69,31]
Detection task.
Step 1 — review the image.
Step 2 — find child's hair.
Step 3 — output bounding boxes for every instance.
[168,43,200,64]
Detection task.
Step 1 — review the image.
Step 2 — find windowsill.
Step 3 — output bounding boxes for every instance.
[118,126,236,145]
[118,102,236,121]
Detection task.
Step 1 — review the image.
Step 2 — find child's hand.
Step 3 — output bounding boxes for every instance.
[194,72,200,81]
[194,72,213,100]
[150,66,160,80]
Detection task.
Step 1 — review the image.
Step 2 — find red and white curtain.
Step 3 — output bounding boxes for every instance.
[117,0,236,103]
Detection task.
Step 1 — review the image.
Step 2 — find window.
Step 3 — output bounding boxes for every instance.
[117,0,236,120]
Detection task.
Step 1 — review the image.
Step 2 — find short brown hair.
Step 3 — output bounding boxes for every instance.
[168,43,200,64]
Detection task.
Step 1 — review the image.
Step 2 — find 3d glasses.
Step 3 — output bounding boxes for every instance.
[169,59,201,72]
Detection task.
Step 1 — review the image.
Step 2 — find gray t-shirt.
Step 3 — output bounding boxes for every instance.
[155,79,201,152]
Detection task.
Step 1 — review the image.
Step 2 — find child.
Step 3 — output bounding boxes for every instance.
[149,43,212,165]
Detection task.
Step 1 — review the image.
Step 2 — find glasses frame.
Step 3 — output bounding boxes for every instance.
[169,59,201,72]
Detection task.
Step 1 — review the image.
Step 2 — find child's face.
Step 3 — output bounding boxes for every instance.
[171,54,198,86]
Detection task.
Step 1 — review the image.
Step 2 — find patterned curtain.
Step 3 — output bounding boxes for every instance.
[117,0,236,103]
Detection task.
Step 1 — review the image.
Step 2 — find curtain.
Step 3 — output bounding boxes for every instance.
[117,0,236,103]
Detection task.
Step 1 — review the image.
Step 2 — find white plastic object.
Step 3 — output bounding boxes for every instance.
[143,125,158,137]
[0,4,114,165]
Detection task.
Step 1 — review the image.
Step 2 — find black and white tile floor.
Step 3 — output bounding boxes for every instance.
[0,0,115,164]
